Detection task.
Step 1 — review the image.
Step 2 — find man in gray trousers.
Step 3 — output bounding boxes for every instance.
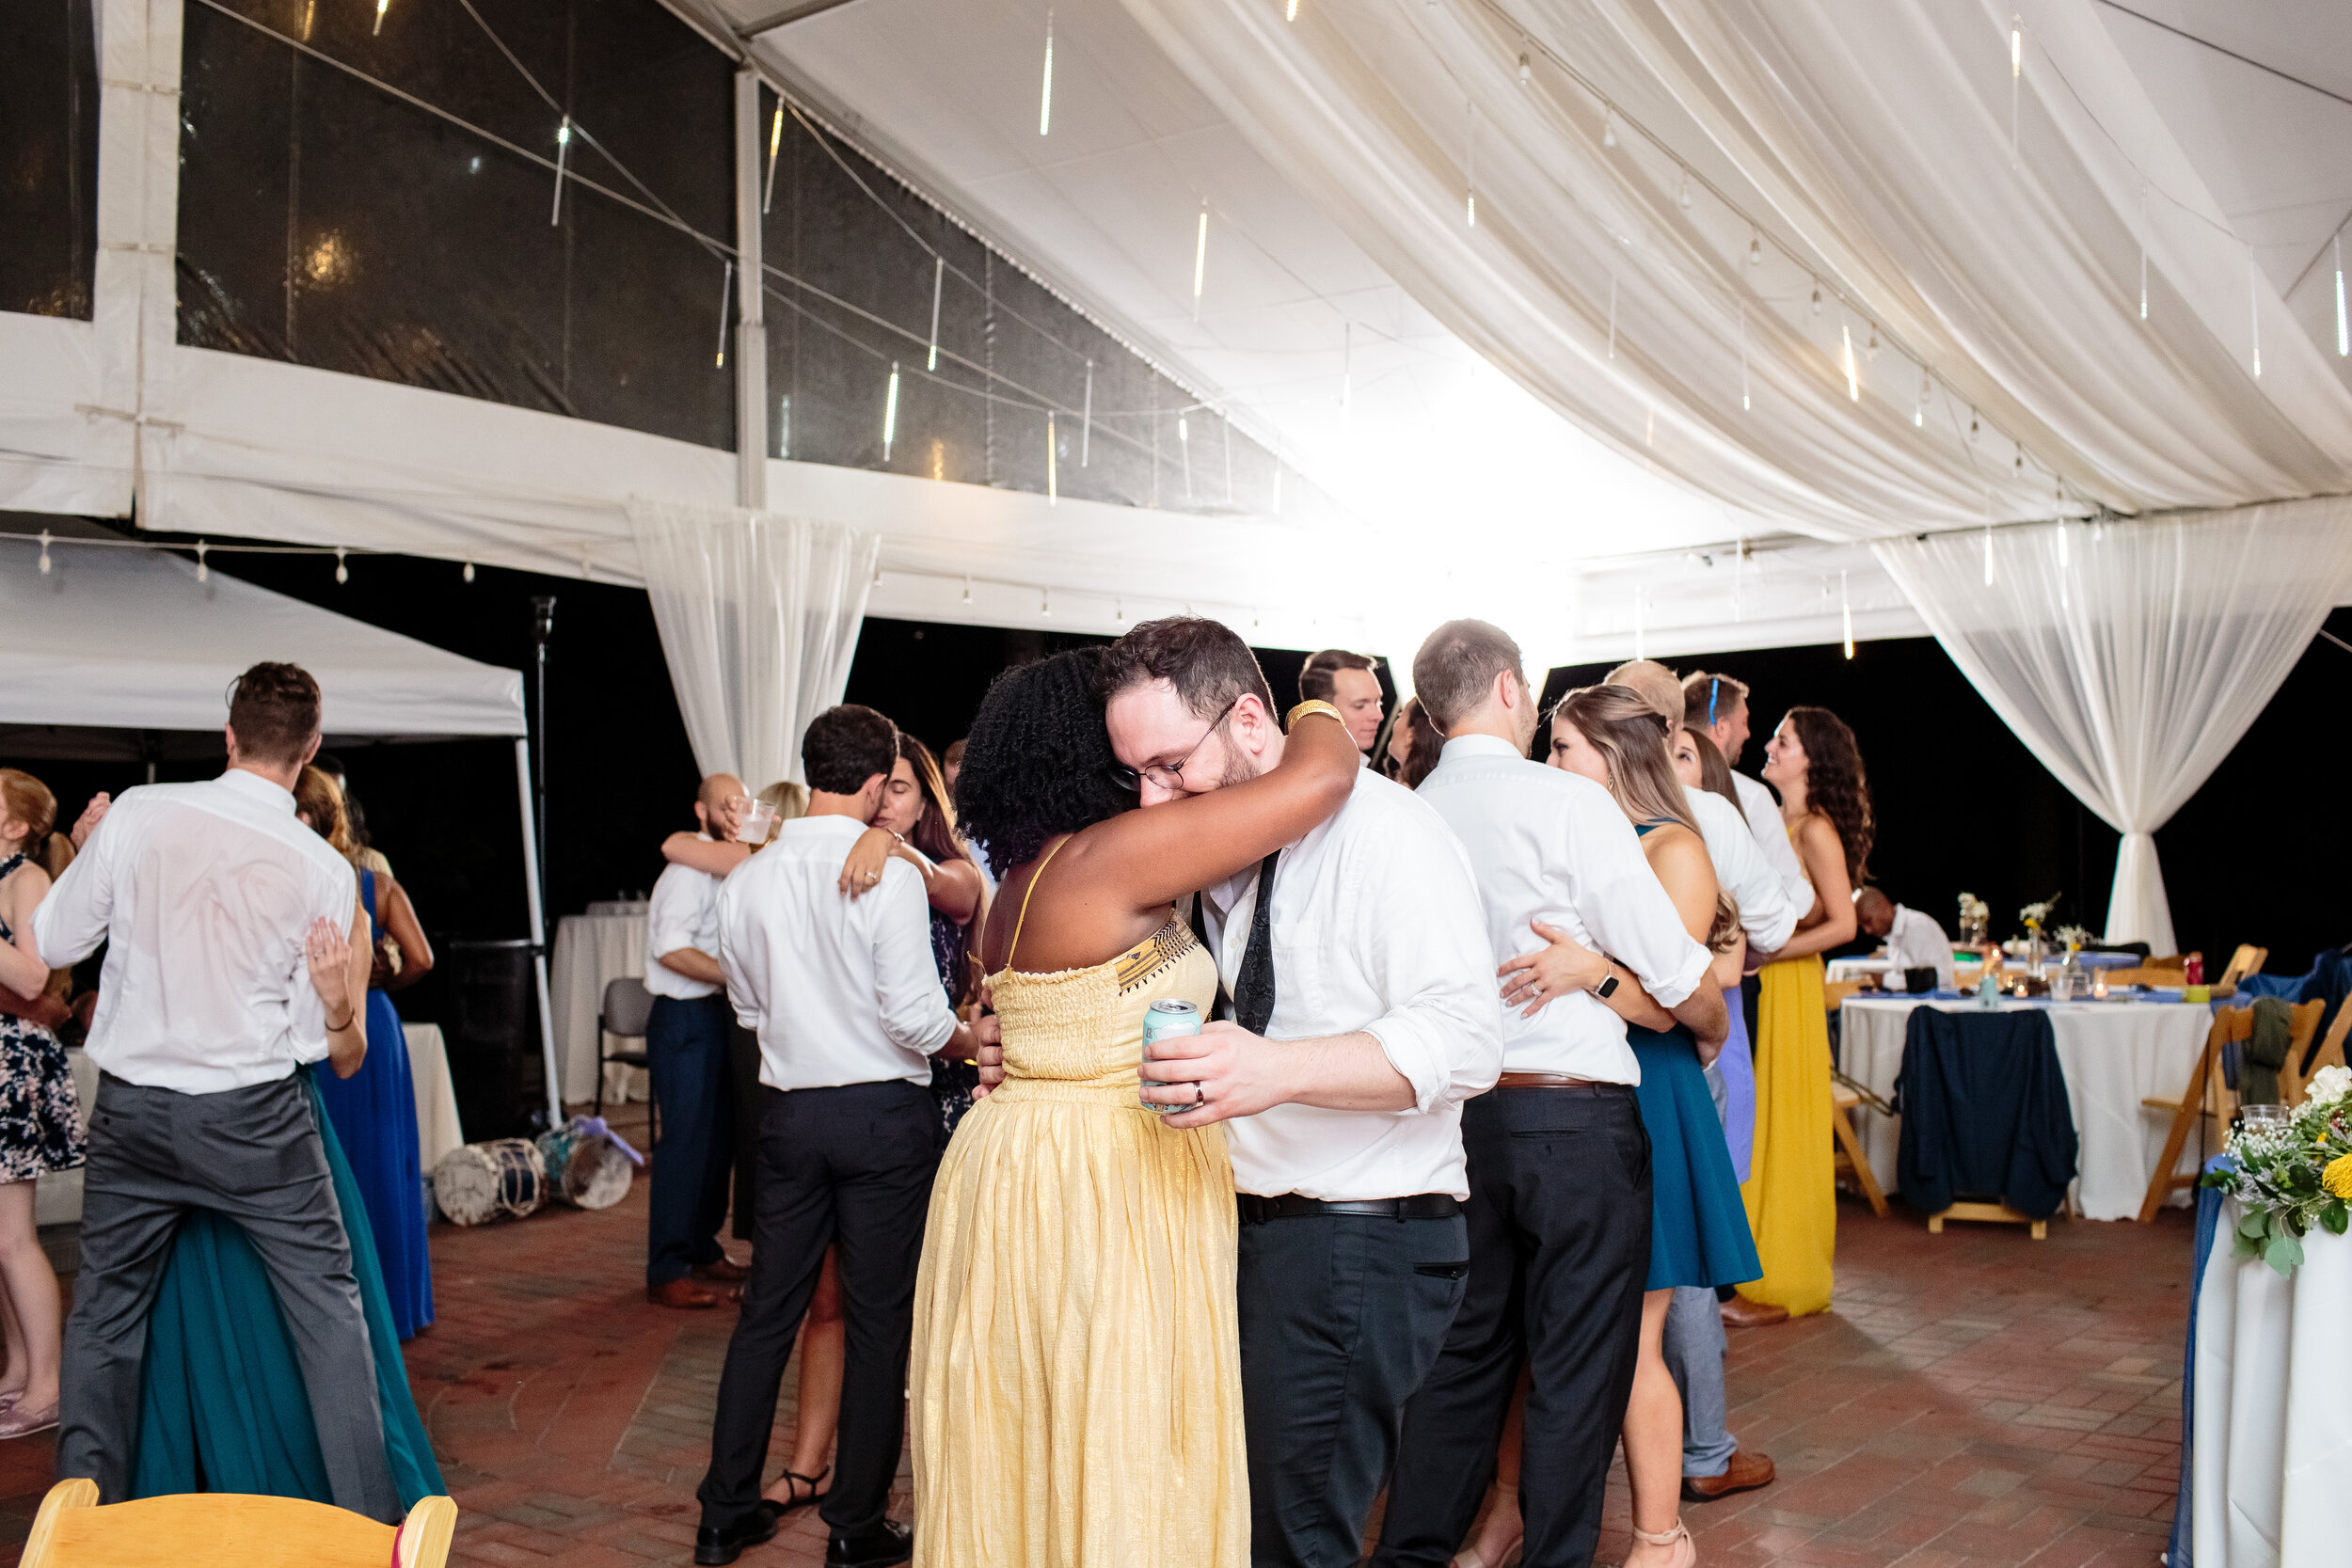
[36,661,395,1519]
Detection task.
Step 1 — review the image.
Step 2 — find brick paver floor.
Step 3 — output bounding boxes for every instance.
[0,1121,2192,1566]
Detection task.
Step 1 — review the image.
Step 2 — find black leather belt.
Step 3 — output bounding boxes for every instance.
[1236,1193,1461,1224]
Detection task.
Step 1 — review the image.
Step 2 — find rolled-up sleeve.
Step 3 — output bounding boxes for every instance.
[871,863,959,1056]
[1354,815,1502,1115]
[646,864,708,965]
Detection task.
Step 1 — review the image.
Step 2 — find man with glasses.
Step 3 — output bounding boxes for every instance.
[1100,616,1499,1568]
[644,772,753,1309]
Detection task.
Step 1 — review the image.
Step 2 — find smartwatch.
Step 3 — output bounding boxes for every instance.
[1592,974,1620,1000]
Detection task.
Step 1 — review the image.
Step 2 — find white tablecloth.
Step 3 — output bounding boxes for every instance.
[549,911,649,1104]
[1842,997,2213,1220]
[2193,1206,2352,1566]
[1825,958,1897,984]
[404,1022,465,1171]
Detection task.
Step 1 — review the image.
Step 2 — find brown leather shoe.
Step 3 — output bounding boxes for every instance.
[1682,1448,1775,1502]
[648,1278,723,1309]
[1720,1294,1790,1328]
[694,1256,750,1285]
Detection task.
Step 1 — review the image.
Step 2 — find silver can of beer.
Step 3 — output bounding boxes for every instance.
[1139,998,1201,1114]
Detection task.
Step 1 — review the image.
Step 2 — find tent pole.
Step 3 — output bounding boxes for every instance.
[734,69,770,510]
[515,736,563,1131]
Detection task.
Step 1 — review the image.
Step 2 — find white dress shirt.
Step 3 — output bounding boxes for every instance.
[1733,770,1814,912]
[35,769,358,1094]
[1685,788,1799,954]
[644,844,723,1001]
[716,815,957,1091]
[1883,905,1959,990]
[1420,736,1713,1087]
[1200,768,1499,1202]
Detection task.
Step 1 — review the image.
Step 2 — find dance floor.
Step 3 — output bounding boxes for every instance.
[0,1108,2192,1567]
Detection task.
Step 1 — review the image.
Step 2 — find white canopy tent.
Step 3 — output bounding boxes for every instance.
[0,523,561,1128]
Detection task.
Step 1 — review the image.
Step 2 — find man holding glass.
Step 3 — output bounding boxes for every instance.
[644,772,754,1309]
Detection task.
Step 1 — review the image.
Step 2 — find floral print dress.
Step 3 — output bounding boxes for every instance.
[0,853,84,1181]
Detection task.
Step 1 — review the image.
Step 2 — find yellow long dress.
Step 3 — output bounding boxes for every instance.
[1737,952,1836,1315]
[910,907,1246,1566]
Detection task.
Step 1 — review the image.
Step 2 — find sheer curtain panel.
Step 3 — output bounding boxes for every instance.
[628,500,879,792]
[1871,499,2352,954]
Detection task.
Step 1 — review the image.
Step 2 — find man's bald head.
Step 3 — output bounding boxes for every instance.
[1605,659,1684,725]
[694,773,748,841]
[1855,886,1894,938]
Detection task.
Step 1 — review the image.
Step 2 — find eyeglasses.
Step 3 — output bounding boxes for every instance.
[1110,696,1239,792]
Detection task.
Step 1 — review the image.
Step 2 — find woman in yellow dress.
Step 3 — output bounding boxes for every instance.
[911,647,1357,1567]
[1737,705,1872,1319]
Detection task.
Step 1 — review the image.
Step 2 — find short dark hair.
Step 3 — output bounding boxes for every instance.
[1411,619,1523,731]
[1099,616,1272,722]
[956,648,1138,878]
[1680,671,1750,728]
[1299,648,1375,704]
[801,705,899,795]
[228,662,323,767]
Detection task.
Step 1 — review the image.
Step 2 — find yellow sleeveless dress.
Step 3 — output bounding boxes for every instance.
[909,906,1246,1567]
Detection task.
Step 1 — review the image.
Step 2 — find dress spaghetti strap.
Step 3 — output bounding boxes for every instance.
[1005,837,1069,971]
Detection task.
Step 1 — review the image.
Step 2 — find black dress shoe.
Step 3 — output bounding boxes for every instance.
[694,1508,780,1566]
[826,1518,914,1568]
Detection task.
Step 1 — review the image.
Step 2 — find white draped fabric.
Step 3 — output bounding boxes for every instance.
[1872,499,2352,952]
[1114,0,2352,540]
[628,499,879,792]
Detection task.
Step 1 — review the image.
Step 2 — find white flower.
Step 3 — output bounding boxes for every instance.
[2308,1064,2352,1106]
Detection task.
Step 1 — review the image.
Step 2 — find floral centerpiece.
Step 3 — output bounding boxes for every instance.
[2203,1065,2352,1276]
[2054,924,2092,952]
[1957,893,1990,949]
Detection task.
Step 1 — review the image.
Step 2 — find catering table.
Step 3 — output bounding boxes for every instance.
[2192,1205,2352,1565]
[549,904,650,1104]
[1842,995,2213,1220]
[404,1022,466,1172]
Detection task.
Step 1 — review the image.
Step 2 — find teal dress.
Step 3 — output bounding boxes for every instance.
[133,1068,444,1507]
[1629,821,1762,1292]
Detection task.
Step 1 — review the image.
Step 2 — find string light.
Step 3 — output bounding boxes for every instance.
[926,257,943,372]
[1038,8,1054,136]
[1518,53,1531,86]
[1081,359,1093,466]
[38,531,51,576]
[1046,413,1057,506]
[1287,0,1299,20]
[1810,284,1822,316]
[1601,105,1617,149]
[196,541,209,583]
[463,561,476,582]
[2336,235,2347,356]
[714,261,732,369]
[1607,275,1618,359]
[2249,253,2262,377]
[763,103,784,214]
[1178,414,1192,497]
[1969,411,1980,441]
[1984,516,1995,586]
[2058,517,2070,567]
[1841,570,1853,659]
[1040,587,1052,617]
[1866,325,1880,360]
[882,361,900,460]
[549,116,570,226]
[1915,370,1928,428]
[1840,323,1858,401]
[1465,102,1476,229]
[2010,15,2022,161]
[1115,596,1125,622]
[873,562,884,587]
[335,547,349,584]
[1747,230,1762,268]
[1192,205,1208,320]
[1739,306,1749,412]
[1677,170,1691,209]
[2138,181,2149,321]
[373,0,388,35]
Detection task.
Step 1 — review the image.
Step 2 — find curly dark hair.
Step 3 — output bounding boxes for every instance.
[1784,705,1873,885]
[954,647,1136,878]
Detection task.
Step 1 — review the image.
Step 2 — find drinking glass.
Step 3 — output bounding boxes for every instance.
[737,797,777,844]
[2240,1103,2291,1132]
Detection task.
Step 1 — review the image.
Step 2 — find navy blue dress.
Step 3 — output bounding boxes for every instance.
[312,870,434,1339]
[1629,822,1762,1292]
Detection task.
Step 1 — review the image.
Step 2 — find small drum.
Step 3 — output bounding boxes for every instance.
[433,1138,546,1226]
[535,1123,636,1211]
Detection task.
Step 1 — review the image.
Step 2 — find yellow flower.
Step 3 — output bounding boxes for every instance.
[2325,1153,2352,1202]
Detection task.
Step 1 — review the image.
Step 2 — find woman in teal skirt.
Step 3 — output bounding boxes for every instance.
[1538,685,1758,1568]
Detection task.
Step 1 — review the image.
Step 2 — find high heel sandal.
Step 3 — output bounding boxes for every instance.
[1627,1517,1695,1567]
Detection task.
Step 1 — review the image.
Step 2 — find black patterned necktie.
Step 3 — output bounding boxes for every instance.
[1232,850,1280,1035]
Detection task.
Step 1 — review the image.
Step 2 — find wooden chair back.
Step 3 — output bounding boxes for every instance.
[2100,967,2182,990]
[2137,1002,2324,1221]
[2141,954,2190,974]
[2278,1000,2340,1106]
[2217,944,2268,987]
[20,1481,456,1568]
[1823,979,1868,1013]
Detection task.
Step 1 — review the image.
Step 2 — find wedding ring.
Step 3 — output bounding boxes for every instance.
[1193,1083,1207,1108]
[1532,980,1546,996]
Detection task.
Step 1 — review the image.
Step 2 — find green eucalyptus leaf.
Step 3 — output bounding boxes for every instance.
[2264,1232,2305,1276]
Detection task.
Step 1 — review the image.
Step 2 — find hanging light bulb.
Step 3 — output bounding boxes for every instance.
[1115,597,1125,622]
[1841,571,1854,659]
[1518,53,1531,85]
[1465,100,1476,228]
[764,103,784,214]
[1866,325,1880,360]
[2335,234,2347,356]
[1046,412,1058,506]
[195,541,208,583]
[1984,520,1995,585]
[374,0,389,35]
[1287,0,1299,19]
[463,561,476,582]
[882,361,900,460]
[1739,305,1750,412]
[2010,15,2023,160]
[2013,448,2024,474]
[1810,283,1822,316]
[926,256,943,372]
[1038,8,1054,136]
[961,577,972,605]
[873,562,884,588]
[335,547,348,585]
[1677,170,1691,209]
[1969,411,1980,441]
[1040,587,1052,617]
[1747,230,1762,268]
[2249,253,2263,377]
[1601,105,1617,149]
[1192,205,1208,321]
[1840,324,1858,401]
[38,531,52,576]
[714,260,732,369]
[549,116,571,227]
[1915,370,1928,428]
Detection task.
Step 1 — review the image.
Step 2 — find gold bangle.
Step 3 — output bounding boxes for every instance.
[1285,698,1344,732]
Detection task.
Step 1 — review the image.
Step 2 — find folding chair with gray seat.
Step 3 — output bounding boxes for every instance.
[596,976,658,1146]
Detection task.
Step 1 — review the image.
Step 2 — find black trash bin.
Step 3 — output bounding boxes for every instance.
[440,938,548,1141]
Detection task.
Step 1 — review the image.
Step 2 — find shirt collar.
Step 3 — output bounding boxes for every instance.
[216,767,296,812]
[1438,733,1524,762]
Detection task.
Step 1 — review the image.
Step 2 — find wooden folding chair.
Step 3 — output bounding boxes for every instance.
[1829,1085,1889,1217]
[2217,944,2268,987]
[20,1481,456,1568]
[1822,979,1868,1012]
[2281,1001,2351,1107]
[2138,1002,2322,1222]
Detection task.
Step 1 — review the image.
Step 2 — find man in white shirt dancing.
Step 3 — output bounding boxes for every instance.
[37,662,394,1518]
[695,705,985,1568]
[1104,617,1499,1568]
[644,773,752,1309]
[1380,624,1724,1568]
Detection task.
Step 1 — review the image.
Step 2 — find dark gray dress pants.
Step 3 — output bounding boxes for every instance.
[1374,1087,1652,1568]
[1238,1208,1470,1567]
[60,1071,396,1521]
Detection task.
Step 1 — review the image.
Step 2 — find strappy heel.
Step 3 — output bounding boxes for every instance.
[1623,1516,1694,1567]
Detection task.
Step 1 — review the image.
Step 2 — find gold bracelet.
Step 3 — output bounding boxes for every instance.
[1285,698,1344,731]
